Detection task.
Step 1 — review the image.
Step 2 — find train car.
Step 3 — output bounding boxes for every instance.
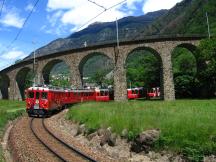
[127,87,144,99]
[147,87,160,99]
[26,85,110,116]
[95,89,110,101]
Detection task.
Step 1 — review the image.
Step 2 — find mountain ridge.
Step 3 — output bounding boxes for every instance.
[24,9,167,60]
[24,0,216,60]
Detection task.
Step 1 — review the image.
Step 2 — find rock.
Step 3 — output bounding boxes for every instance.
[131,142,145,153]
[137,129,160,146]
[87,132,98,141]
[131,129,160,153]
[129,154,151,162]
[99,128,112,146]
[148,151,161,160]
[108,133,117,146]
[76,124,86,136]
[97,128,107,136]
[172,155,185,162]
[204,155,216,162]
[121,129,128,138]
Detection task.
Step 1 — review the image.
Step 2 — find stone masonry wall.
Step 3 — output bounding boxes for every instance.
[1,39,200,101]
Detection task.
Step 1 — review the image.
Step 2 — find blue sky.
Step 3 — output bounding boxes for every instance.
[0,0,182,70]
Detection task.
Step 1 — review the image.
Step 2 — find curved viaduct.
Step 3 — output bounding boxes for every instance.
[0,36,202,101]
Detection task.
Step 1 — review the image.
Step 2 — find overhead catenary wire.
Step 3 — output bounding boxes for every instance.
[1,0,126,72]
[77,0,127,31]
[87,0,107,10]
[0,0,6,18]
[1,0,40,54]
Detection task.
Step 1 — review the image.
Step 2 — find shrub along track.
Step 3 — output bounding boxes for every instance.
[8,117,101,162]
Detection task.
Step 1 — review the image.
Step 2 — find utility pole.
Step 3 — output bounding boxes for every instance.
[116,17,119,49]
[205,0,211,39]
[32,41,36,86]
[206,12,211,39]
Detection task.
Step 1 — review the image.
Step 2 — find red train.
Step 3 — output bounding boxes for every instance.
[127,87,144,99]
[25,85,109,116]
[127,87,160,100]
[26,85,160,116]
[147,87,160,98]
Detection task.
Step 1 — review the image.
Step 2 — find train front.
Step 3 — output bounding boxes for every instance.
[25,86,49,116]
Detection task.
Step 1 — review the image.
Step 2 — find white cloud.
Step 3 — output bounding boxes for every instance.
[0,10,25,28]
[45,0,183,35]
[47,11,64,27]
[127,0,144,10]
[0,49,28,70]
[1,50,27,60]
[46,0,142,33]
[25,3,34,12]
[143,0,182,14]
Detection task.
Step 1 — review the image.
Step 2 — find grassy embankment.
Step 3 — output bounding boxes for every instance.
[0,100,25,162]
[67,100,216,161]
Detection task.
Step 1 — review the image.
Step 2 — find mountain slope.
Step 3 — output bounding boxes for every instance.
[24,10,167,60]
[24,0,216,60]
[139,0,216,38]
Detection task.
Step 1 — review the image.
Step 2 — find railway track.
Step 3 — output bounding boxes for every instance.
[30,118,97,162]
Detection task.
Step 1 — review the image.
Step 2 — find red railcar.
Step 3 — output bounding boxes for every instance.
[127,87,160,99]
[147,87,160,98]
[127,87,144,99]
[26,86,109,116]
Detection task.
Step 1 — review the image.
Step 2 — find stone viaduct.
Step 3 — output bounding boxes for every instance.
[0,37,202,101]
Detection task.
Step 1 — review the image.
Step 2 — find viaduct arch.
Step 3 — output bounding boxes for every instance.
[0,37,201,101]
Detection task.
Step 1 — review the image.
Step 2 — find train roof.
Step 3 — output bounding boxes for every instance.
[26,85,109,93]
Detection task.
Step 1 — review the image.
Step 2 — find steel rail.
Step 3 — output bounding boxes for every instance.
[30,118,68,162]
[42,118,97,162]
[30,118,97,162]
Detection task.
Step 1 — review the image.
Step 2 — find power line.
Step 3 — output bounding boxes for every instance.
[77,0,127,31]
[0,0,6,18]
[87,0,107,10]
[1,0,40,54]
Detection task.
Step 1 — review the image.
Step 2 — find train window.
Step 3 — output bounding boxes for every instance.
[36,92,40,99]
[135,90,139,94]
[42,92,47,99]
[28,91,34,98]
[100,91,104,96]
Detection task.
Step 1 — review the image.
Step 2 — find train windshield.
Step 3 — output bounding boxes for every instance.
[41,92,47,99]
[28,91,34,98]
[36,92,40,99]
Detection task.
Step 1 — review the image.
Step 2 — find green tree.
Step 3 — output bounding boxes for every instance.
[126,50,161,89]
[172,47,197,98]
[90,70,107,87]
[196,38,216,98]
[50,75,70,87]
[24,72,34,88]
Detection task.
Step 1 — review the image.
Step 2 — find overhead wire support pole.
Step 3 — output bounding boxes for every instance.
[32,41,36,86]
[205,0,211,39]
[116,18,119,49]
[206,12,211,39]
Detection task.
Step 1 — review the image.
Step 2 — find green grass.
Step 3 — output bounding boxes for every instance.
[66,100,216,161]
[0,100,25,162]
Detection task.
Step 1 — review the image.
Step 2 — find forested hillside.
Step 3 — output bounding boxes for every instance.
[140,0,216,37]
